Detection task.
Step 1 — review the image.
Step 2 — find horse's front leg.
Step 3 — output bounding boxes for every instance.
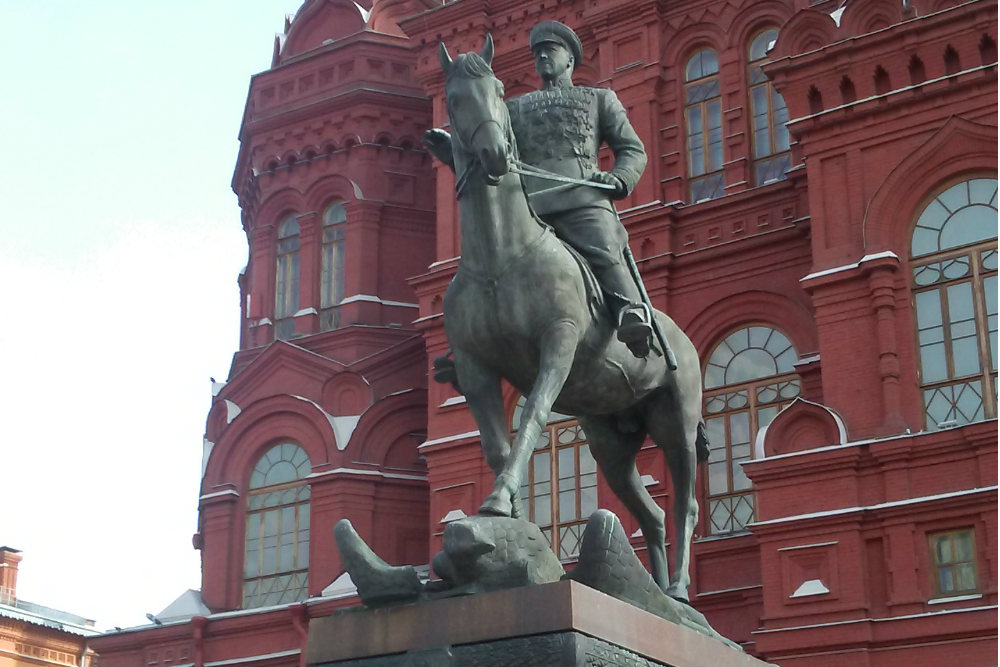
[452,349,522,518]
[480,319,579,517]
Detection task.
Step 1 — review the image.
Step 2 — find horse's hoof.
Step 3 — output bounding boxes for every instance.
[478,493,512,517]
[666,585,691,606]
[510,495,524,519]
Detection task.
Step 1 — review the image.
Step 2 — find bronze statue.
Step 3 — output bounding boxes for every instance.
[425,21,654,357]
[426,32,708,602]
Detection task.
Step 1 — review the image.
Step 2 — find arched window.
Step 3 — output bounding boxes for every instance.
[513,399,597,559]
[910,177,998,429]
[321,202,347,331]
[685,49,725,202]
[275,216,301,340]
[243,443,311,608]
[703,326,800,534]
[747,29,791,185]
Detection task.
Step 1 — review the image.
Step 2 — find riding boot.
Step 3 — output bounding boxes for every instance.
[617,303,653,358]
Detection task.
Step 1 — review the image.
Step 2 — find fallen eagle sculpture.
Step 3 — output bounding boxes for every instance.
[333,510,738,649]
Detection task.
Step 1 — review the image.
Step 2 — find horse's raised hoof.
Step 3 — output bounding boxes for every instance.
[478,492,513,517]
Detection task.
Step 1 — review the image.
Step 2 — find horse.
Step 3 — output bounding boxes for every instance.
[433,35,706,601]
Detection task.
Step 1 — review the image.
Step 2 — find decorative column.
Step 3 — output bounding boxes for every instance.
[342,200,384,325]
[197,489,240,611]
[867,259,906,433]
[248,224,275,346]
[294,211,320,336]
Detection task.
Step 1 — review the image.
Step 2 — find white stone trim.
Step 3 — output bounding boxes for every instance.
[339,294,418,308]
[751,487,997,527]
[305,467,427,481]
[199,489,239,501]
[753,397,848,460]
[928,593,983,605]
[205,649,300,666]
[419,429,481,449]
[777,541,839,552]
[800,251,900,283]
[752,605,997,635]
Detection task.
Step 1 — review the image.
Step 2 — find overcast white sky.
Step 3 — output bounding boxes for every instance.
[1,1,308,630]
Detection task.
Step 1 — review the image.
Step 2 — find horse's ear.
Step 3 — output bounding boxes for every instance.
[438,42,453,73]
[481,33,495,65]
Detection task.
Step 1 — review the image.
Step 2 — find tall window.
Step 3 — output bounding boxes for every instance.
[703,326,800,534]
[928,529,978,598]
[275,216,301,340]
[244,443,311,608]
[911,177,998,429]
[747,29,791,185]
[321,202,347,331]
[513,399,598,560]
[685,49,724,202]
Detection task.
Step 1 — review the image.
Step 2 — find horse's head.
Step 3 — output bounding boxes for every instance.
[439,35,511,185]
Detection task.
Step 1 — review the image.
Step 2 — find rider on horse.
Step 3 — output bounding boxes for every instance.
[427,20,654,358]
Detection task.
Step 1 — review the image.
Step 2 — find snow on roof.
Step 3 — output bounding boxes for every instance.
[156,589,211,623]
[0,598,99,637]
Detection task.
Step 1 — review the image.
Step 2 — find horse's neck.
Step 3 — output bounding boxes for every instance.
[457,167,540,276]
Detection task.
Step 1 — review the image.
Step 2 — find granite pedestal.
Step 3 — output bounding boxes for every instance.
[306,580,773,667]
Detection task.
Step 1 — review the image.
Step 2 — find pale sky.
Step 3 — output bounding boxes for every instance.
[1,1,308,630]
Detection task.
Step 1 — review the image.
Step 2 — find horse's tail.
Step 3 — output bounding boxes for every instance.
[695,421,710,463]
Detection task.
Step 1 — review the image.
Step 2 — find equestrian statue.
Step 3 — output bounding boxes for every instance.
[423,23,708,603]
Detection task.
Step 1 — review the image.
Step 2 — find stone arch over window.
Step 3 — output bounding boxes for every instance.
[321,201,347,331]
[747,27,791,185]
[275,215,301,340]
[684,48,724,203]
[862,117,996,253]
[243,442,311,609]
[702,326,801,534]
[510,395,595,560]
[910,177,997,429]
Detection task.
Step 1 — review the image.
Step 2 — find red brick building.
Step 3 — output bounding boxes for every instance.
[91,0,997,665]
[1,548,98,667]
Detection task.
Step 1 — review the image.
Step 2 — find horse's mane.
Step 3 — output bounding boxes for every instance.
[447,52,496,82]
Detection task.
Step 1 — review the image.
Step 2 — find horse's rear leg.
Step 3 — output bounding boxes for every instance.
[645,398,700,602]
[452,350,522,518]
[576,414,671,592]
[481,319,579,517]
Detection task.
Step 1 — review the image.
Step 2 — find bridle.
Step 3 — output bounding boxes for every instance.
[447,80,516,198]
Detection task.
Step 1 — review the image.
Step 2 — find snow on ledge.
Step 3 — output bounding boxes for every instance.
[441,509,468,523]
[791,579,830,598]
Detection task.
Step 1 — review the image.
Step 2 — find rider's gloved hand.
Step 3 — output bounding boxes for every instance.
[590,171,627,198]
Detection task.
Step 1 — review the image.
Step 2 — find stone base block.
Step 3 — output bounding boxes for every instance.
[306,580,773,667]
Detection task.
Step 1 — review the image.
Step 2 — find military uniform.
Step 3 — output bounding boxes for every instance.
[508,84,648,321]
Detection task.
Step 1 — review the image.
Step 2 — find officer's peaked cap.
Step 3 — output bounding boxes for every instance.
[529,21,582,68]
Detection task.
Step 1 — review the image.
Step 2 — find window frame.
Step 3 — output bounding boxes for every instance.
[274,215,301,340]
[909,177,998,430]
[746,28,791,186]
[683,48,725,203]
[242,442,311,609]
[701,325,801,535]
[320,202,347,332]
[927,528,979,599]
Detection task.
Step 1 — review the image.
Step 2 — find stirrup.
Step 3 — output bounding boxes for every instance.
[617,303,652,357]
